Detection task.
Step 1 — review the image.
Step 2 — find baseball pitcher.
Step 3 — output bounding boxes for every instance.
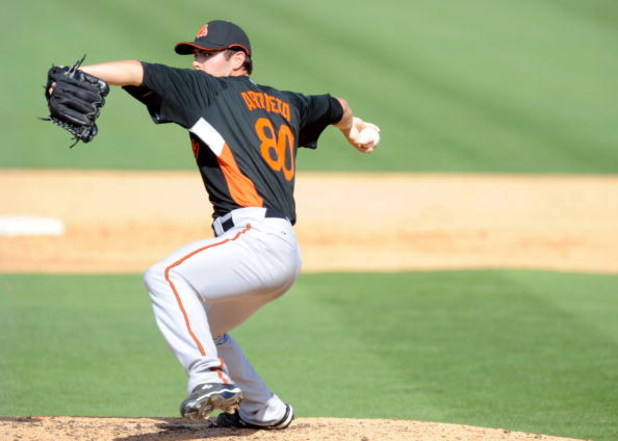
[43,19,380,429]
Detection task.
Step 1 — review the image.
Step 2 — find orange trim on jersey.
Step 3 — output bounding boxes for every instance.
[217,143,264,207]
[164,225,252,356]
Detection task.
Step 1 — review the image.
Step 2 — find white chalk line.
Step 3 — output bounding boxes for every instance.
[0,216,65,236]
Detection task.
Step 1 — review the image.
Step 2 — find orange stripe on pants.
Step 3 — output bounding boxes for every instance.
[163,226,252,358]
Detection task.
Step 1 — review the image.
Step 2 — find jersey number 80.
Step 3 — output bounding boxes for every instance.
[255,117,295,181]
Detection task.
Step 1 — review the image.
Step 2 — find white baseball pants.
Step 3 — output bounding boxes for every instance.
[143,207,301,424]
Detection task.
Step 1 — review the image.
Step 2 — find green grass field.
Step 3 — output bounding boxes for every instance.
[1,0,617,172]
[1,272,617,440]
[1,1,617,440]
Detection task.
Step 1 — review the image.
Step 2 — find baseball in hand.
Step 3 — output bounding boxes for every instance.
[358,127,380,148]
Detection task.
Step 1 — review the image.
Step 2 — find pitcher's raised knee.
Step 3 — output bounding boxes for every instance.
[143,259,169,298]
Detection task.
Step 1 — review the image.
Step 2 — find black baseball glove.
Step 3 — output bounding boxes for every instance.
[43,56,109,147]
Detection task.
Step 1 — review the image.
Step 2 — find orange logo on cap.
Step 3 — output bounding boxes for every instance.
[195,24,209,38]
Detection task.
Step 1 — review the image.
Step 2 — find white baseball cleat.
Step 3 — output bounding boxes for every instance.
[215,403,294,430]
[180,383,243,421]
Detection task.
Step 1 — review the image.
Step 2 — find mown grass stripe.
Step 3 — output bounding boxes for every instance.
[4,271,615,439]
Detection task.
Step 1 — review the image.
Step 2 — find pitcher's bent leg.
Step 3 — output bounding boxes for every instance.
[215,333,288,426]
[143,219,301,417]
[144,256,231,391]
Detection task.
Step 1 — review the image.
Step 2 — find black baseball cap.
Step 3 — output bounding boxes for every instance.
[174,20,251,56]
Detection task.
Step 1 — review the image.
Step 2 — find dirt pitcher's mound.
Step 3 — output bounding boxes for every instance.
[0,416,587,441]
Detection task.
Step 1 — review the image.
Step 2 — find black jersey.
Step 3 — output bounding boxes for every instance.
[124,62,343,224]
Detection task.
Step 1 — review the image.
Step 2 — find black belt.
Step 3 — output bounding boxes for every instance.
[220,208,287,233]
